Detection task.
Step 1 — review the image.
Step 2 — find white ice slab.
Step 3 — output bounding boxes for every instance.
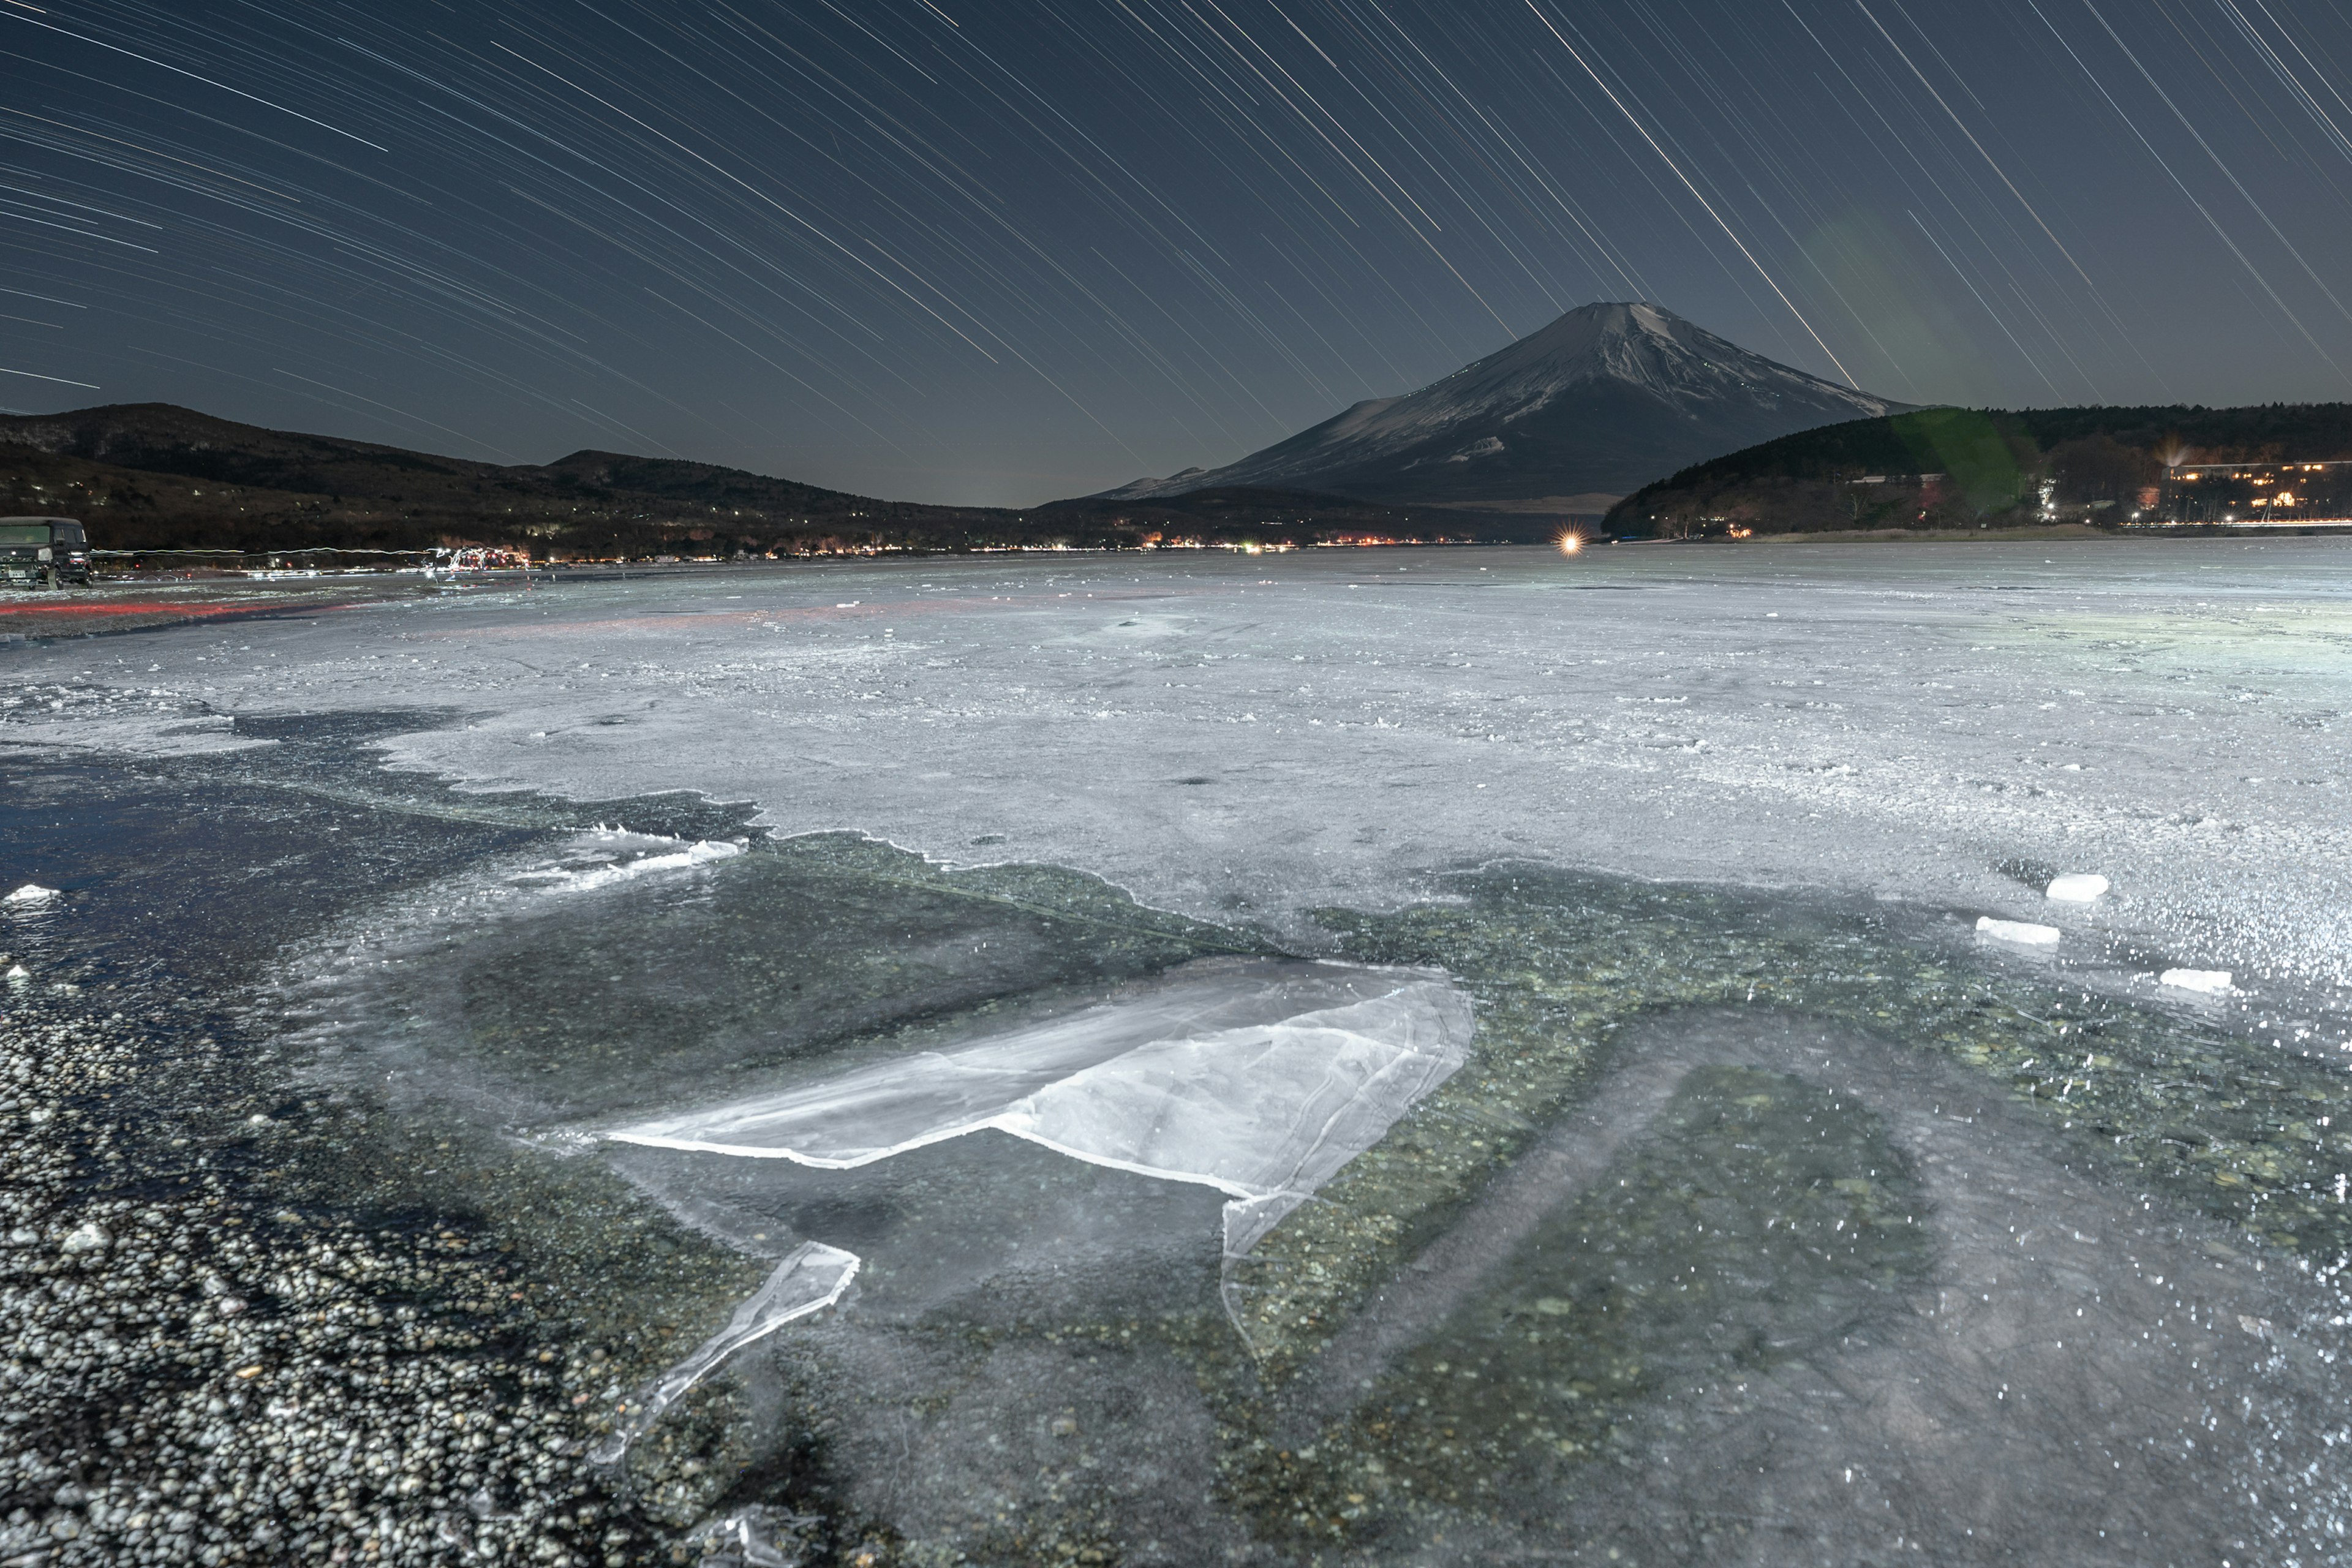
[507,834,742,893]
[2045,873,2109,903]
[589,1240,858,1464]
[4,884,57,907]
[2160,968,2233,995]
[603,962,1474,1259]
[1977,916,2061,946]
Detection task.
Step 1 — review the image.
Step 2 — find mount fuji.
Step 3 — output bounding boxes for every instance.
[1097,302,1910,512]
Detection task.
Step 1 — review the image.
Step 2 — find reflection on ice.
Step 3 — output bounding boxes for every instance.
[589,1242,858,1464]
[603,960,1474,1263]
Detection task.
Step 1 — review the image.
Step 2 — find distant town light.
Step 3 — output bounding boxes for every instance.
[2156,458,2352,527]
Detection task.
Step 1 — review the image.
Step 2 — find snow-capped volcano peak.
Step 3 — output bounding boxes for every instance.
[1434,300,1840,409]
[1097,302,1907,507]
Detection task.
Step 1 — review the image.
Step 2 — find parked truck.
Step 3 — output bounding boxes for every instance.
[0,517,93,588]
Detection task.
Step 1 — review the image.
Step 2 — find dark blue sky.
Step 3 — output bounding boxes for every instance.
[6,0,2352,504]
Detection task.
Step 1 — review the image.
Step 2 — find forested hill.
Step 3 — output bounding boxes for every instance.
[0,402,1017,555]
[1605,404,2352,537]
[0,403,1510,556]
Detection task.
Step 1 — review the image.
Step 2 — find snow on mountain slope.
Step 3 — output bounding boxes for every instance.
[1100,302,1909,508]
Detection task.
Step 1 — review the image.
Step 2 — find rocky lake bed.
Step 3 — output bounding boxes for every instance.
[6,541,2352,1565]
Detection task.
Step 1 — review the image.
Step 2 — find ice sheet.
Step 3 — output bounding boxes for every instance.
[604,963,1474,1259]
[588,1241,858,1464]
[0,704,274,758]
[12,541,2352,1018]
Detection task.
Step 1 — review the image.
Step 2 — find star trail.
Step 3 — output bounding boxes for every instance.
[4,0,2352,503]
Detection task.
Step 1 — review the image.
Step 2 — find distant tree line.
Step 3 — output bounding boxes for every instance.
[1,403,1536,556]
[1607,404,2352,537]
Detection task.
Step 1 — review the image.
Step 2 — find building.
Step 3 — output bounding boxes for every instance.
[2157,459,2352,526]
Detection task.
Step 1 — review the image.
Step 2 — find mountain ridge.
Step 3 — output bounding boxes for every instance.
[0,402,869,510]
[1096,301,1911,508]
[0,402,1527,554]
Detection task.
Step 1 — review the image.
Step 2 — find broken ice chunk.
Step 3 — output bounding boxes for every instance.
[589,1241,858,1464]
[2159,968,2233,995]
[679,1507,808,1568]
[4,884,57,907]
[509,834,743,894]
[2044,873,2109,903]
[1976,916,2060,946]
[601,962,1474,1264]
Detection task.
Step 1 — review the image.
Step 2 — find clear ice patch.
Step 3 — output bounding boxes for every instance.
[600,960,1475,1262]
[588,960,1469,1460]
[588,1242,858,1465]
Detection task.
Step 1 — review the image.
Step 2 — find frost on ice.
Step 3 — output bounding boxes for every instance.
[589,1242,858,1464]
[2045,873,2109,903]
[603,960,1475,1261]
[1976,916,2060,946]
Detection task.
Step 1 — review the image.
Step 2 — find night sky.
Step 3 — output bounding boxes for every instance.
[6,0,2352,505]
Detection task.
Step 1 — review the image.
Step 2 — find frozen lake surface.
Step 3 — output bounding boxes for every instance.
[6,538,2351,1566]
[11,540,2347,1008]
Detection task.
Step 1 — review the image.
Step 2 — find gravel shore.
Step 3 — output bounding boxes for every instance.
[0,989,659,1567]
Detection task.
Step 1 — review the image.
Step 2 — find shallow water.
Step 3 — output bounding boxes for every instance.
[300,828,1253,1129]
[282,839,2347,1566]
[7,550,2351,1566]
